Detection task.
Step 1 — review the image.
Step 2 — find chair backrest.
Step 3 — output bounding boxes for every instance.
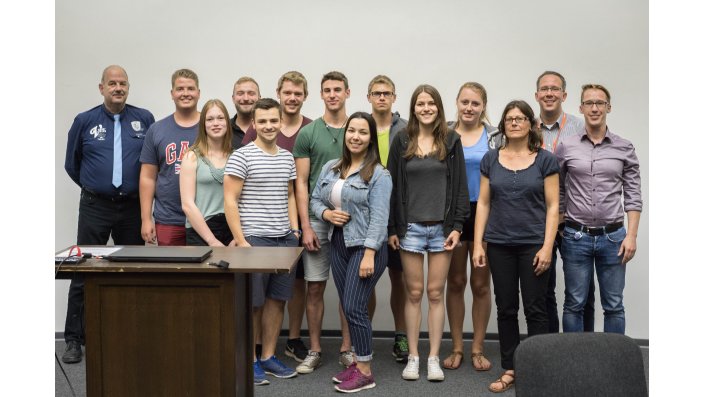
[514,333,648,397]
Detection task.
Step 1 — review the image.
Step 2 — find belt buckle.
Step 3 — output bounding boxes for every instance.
[586,226,603,235]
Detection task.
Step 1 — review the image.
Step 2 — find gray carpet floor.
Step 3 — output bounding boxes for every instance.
[56,336,649,396]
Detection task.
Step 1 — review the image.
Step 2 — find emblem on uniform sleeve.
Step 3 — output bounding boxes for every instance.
[90,124,107,141]
[131,121,142,131]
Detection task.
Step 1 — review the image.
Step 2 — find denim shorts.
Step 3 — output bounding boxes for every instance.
[400,222,446,254]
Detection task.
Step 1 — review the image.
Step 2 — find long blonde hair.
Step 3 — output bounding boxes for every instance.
[193,99,233,156]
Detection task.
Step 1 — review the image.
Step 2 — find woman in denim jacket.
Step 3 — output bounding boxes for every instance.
[310,112,392,393]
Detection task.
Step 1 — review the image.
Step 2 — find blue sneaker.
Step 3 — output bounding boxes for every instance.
[260,355,297,378]
[254,360,270,385]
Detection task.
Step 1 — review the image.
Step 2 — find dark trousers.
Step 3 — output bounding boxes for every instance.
[185,214,233,246]
[546,233,596,332]
[64,190,143,344]
[488,243,549,370]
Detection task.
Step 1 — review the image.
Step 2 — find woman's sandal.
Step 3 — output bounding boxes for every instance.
[488,371,515,393]
[441,351,464,369]
[470,352,492,371]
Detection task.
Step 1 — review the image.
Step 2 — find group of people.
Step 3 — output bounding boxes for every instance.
[62,66,642,394]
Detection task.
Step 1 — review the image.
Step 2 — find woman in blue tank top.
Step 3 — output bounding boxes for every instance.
[443,82,498,372]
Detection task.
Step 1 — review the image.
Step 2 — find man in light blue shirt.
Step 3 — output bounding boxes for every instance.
[534,70,594,333]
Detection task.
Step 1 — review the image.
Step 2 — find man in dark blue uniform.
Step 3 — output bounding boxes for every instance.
[62,65,155,363]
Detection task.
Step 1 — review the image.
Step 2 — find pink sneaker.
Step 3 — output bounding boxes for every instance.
[332,362,357,383]
[334,367,376,393]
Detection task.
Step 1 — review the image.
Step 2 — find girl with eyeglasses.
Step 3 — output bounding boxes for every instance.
[472,100,559,393]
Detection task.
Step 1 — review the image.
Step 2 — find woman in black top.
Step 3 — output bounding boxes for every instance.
[472,100,559,393]
[387,84,469,382]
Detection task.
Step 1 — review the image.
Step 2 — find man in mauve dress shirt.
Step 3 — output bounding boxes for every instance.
[555,83,642,334]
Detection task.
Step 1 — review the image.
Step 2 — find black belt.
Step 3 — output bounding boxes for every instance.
[82,188,138,202]
[564,220,623,236]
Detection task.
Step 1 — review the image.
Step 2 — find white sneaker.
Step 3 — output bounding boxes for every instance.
[296,351,322,374]
[338,350,355,367]
[402,355,420,380]
[427,356,445,381]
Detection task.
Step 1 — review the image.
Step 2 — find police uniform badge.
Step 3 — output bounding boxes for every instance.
[90,124,107,141]
[131,121,145,138]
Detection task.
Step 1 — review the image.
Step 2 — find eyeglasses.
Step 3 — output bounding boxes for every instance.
[370,91,394,98]
[504,116,529,124]
[538,86,563,93]
[581,100,609,108]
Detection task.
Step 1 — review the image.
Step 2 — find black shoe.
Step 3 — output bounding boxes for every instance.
[393,334,409,363]
[62,341,83,364]
[285,338,309,362]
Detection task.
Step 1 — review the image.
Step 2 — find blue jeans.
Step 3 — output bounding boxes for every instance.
[561,225,627,334]
[546,232,596,333]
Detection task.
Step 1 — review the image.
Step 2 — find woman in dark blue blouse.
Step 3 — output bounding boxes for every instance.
[472,100,559,393]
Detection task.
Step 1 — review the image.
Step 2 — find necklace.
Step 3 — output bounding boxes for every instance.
[324,120,344,143]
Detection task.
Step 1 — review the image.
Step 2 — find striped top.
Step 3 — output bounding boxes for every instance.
[225,142,296,237]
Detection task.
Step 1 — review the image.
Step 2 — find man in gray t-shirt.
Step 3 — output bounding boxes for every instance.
[139,68,201,246]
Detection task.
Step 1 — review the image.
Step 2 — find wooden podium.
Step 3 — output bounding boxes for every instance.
[56,246,302,397]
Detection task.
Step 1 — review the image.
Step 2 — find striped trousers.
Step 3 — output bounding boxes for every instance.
[330,227,388,361]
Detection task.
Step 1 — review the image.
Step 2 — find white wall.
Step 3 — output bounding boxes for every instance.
[55,0,648,339]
